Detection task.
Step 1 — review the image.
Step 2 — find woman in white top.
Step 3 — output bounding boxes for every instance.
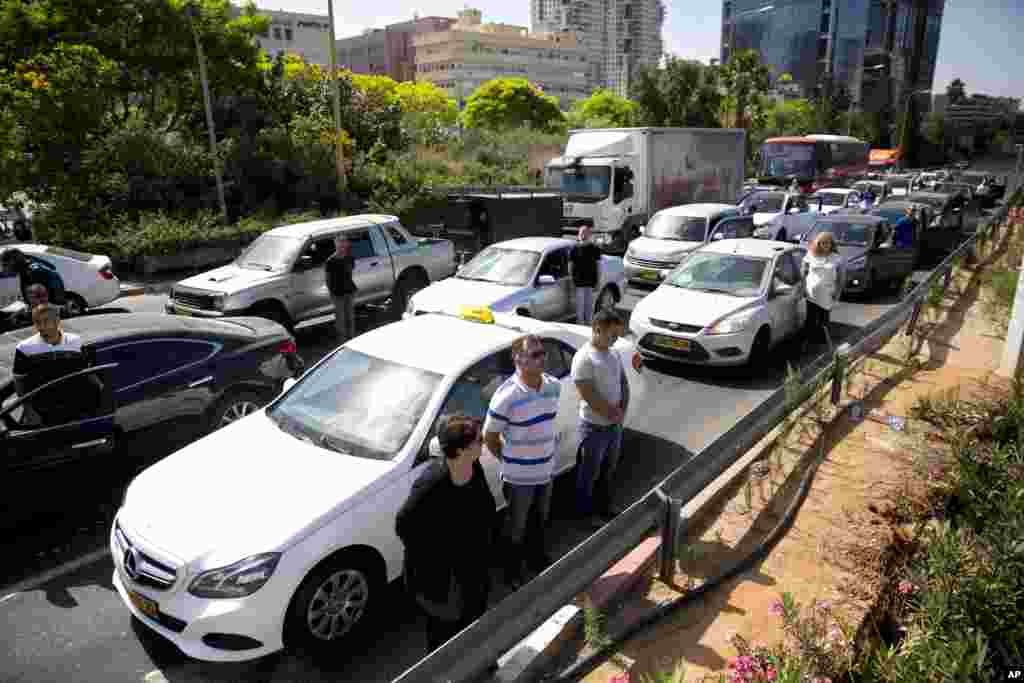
[802,232,845,343]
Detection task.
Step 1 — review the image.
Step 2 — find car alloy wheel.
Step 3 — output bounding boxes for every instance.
[305,569,370,642]
[219,399,261,427]
[209,390,267,432]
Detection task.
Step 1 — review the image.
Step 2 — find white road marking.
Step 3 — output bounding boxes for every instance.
[0,547,111,599]
[0,592,20,605]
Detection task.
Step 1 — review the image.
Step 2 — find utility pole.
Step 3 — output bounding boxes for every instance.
[326,0,347,192]
[186,3,230,225]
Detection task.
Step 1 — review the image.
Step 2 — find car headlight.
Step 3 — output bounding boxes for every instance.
[188,553,282,599]
[846,255,867,269]
[706,308,759,335]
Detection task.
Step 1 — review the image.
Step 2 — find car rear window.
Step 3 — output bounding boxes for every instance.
[44,246,94,262]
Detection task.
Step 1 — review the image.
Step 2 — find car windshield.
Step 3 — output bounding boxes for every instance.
[746,193,785,213]
[805,221,874,247]
[235,235,303,271]
[814,192,846,206]
[457,247,540,286]
[664,252,767,297]
[268,348,443,460]
[555,166,611,198]
[645,214,707,241]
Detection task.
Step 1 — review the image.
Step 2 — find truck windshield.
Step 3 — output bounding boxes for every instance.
[645,214,707,242]
[456,247,541,286]
[760,143,817,177]
[557,166,611,198]
[268,348,443,461]
[235,235,303,271]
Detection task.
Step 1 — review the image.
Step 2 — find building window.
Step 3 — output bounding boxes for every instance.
[285,28,293,41]
[273,27,282,40]
[624,4,632,18]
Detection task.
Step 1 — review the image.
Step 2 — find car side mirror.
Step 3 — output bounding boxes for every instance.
[538,274,557,286]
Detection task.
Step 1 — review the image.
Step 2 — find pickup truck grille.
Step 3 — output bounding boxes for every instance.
[629,255,678,270]
[172,291,215,310]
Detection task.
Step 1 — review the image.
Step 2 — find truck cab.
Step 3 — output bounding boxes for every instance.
[547,155,638,255]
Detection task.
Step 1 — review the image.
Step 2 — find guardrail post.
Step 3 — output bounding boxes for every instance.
[658,490,682,583]
[831,342,850,406]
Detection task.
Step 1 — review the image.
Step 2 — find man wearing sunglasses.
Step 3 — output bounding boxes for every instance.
[484,334,562,589]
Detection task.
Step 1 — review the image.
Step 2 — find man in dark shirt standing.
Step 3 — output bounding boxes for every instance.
[325,236,358,342]
[570,226,602,325]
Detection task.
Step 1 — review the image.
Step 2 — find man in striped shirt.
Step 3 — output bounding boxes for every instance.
[484,334,562,588]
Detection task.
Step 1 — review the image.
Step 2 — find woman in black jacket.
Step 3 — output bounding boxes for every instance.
[395,414,498,653]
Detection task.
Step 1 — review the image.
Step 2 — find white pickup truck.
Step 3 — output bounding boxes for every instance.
[166,215,457,328]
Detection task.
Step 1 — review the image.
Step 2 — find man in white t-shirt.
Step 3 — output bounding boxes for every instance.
[571,309,630,529]
[13,304,87,423]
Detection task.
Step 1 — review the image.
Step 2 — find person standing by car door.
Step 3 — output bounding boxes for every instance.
[1,249,66,308]
[325,237,357,342]
[483,335,561,588]
[396,414,498,659]
[12,304,88,424]
[571,309,629,529]
[570,227,602,325]
[893,207,916,248]
[801,233,844,345]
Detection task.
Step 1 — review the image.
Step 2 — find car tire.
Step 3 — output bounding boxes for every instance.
[253,304,294,332]
[62,293,88,318]
[390,271,429,319]
[207,390,269,432]
[595,286,618,315]
[284,552,383,655]
[746,328,770,369]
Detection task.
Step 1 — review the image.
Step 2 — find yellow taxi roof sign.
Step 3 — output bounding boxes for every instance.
[458,305,495,324]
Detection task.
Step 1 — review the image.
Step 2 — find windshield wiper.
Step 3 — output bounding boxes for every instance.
[695,287,739,296]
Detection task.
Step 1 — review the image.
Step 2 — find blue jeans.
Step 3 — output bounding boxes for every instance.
[575,420,623,517]
[503,481,553,552]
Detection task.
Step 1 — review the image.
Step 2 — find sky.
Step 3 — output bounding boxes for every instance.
[248,0,1023,101]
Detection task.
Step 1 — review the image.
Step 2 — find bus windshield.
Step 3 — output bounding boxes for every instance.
[760,143,816,177]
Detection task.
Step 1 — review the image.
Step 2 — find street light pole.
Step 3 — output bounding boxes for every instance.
[186,4,229,225]
[326,0,346,193]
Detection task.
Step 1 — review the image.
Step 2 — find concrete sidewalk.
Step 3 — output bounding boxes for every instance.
[518,222,1017,683]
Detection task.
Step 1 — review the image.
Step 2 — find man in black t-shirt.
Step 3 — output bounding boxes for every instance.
[324,237,358,342]
[570,226,602,324]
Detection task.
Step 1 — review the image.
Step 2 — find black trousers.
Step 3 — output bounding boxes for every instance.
[424,577,489,653]
[805,301,831,341]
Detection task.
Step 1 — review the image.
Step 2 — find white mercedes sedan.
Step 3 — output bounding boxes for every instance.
[404,237,626,322]
[630,239,808,368]
[111,308,640,662]
[0,243,120,315]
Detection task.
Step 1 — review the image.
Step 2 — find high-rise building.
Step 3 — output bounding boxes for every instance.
[336,16,456,81]
[721,0,945,118]
[531,0,664,96]
[413,9,591,107]
[232,5,333,66]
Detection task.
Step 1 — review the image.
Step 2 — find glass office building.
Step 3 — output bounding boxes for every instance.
[721,0,944,113]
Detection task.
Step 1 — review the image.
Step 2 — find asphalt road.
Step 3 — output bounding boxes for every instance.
[0,261,939,683]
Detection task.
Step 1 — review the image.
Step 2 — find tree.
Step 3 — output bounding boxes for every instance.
[566,88,637,128]
[719,49,771,130]
[461,78,564,132]
[922,111,946,146]
[946,78,967,105]
[631,56,721,128]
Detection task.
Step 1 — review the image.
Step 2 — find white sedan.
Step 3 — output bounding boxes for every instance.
[630,239,807,367]
[809,188,862,215]
[404,237,626,321]
[111,308,640,662]
[0,243,120,315]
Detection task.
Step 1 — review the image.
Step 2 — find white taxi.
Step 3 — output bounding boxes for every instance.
[630,239,807,367]
[111,307,639,662]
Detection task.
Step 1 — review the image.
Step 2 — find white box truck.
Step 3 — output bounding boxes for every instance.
[545,127,746,254]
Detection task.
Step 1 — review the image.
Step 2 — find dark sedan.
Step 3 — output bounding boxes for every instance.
[801,215,915,296]
[0,313,303,527]
[907,192,964,231]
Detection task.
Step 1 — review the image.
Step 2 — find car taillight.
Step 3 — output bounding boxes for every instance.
[99,265,114,280]
[277,339,297,354]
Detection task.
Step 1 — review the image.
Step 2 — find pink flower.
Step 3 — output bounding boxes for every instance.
[769,599,785,617]
[828,626,844,643]
[610,675,630,683]
[814,678,833,683]
[765,666,777,681]
[898,580,917,594]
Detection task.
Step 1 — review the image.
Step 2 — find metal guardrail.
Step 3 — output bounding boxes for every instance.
[391,204,1010,683]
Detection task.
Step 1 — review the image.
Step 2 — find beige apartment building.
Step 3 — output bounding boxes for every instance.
[413,9,591,108]
[231,5,333,66]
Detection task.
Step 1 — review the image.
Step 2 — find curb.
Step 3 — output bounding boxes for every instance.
[118,285,146,298]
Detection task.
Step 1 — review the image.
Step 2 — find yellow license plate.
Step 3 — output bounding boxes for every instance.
[639,269,660,281]
[173,307,192,317]
[656,336,690,351]
[128,589,159,619]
